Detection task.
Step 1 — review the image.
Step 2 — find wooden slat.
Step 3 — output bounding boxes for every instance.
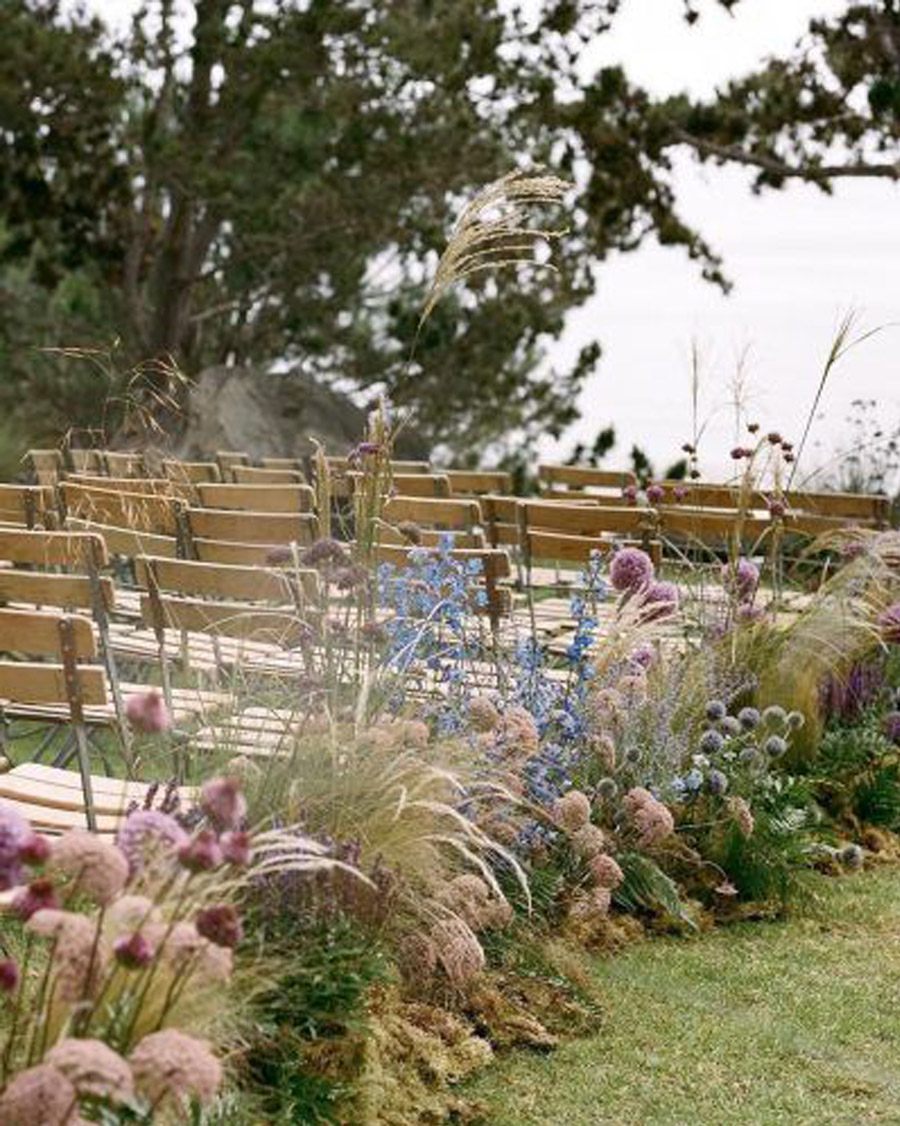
[0,484,51,525]
[216,451,250,473]
[0,660,107,705]
[382,495,482,529]
[162,459,221,484]
[68,450,103,474]
[657,506,771,542]
[140,593,309,643]
[61,483,181,535]
[373,544,511,578]
[197,482,315,513]
[526,531,662,567]
[64,518,179,559]
[520,501,656,537]
[445,469,513,495]
[0,608,97,658]
[376,526,485,549]
[259,457,304,470]
[326,457,430,474]
[186,508,317,546]
[135,555,317,602]
[538,465,637,492]
[66,474,194,501]
[103,451,145,477]
[0,570,114,612]
[0,528,108,567]
[231,465,305,485]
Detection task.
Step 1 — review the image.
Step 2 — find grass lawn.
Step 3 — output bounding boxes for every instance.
[466,868,900,1124]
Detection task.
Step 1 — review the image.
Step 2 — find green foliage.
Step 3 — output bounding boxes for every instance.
[613,851,697,930]
[812,715,900,830]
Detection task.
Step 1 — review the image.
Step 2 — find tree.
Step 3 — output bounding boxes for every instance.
[0,1,897,457]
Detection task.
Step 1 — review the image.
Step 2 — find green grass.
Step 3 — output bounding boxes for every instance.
[466,868,900,1124]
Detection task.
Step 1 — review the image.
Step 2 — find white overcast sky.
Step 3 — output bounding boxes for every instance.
[86,0,899,478]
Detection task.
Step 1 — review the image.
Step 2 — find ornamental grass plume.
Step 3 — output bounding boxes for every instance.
[129,1029,222,1115]
[878,603,900,644]
[639,580,680,622]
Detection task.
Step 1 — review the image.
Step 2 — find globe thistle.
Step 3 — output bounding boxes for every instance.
[683,768,703,793]
[468,695,499,732]
[609,547,655,593]
[590,733,617,772]
[0,958,19,993]
[764,735,788,760]
[178,830,222,872]
[117,809,188,877]
[639,580,680,622]
[738,707,760,731]
[0,1064,77,1126]
[727,796,755,838]
[646,483,666,505]
[589,853,624,890]
[721,558,759,602]
[200,776,246,831]
[878,603,900,645]
[195,904,243,949]
[762,705,787,726]
[786,711,806,731]
[26,909,102,1001]
[719,715,742,738]
[46,1038,135,1104]
[738,746,761,767]
[553,790,592,832]
[707,769,729,796]
[597,777,618,801]
[840,843,864,870]
[125,690,172,735]
[49,829,128,906]
[699,729,725,755]
[624,746,642,764]
[130,1030,223,1112]
[569,823,607,860]
[12,876,60,920]
[430,918,486,986]
[220,830,253,867]
[705,700,727,723]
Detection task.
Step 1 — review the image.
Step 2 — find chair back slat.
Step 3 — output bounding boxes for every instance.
[197,483,315,513]
[185,508,318,546]
[0,607,96,658]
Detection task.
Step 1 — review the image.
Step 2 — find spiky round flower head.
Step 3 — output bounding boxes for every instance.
[738,707,760,731]
[764,735,788,760]
[46,1038,135,1104]
[178,829,222,872]
[114,931,155,969]
[840,843,864,870]
[26,908,102,1001]
[699,729,725,755]
[707,769,729,796]
[721,558,759,603]
[200,776,246,831]
[589,853,624,890]
[220,830,253,867]
[49,829,128,906]
[738,746,760,767]
[609,547,655,593]
[0,799,27,868]
[195,904,243,949]
[468,695,500,732]
[590,733,617,772]
[553,790,592,832]
[629,642,656,671]
[624,746,642,764]
[878,604,900,645]
[569,823,607,860]
[883,712,900,747]
[117,809,189,878]
[646,483,665,505]
[0,958,19,993]
[125,690,172,734]
[639,580,679,622]
[727,796,755,838]
[762,705,788,726]
[13,876,60,921]
[705,700,727,722]
[597,777,618,800]
[0,1064,77,1126]
[18,831,51,867]
[786,710,806,731]
[720,715,742,738]
[430,918,485,987]
[130,1030,222,1112]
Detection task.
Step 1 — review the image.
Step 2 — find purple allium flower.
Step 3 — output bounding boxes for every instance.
[125,691,172,735]
[721,558,759,602]
[0,800,27,869]
[12,877,59,920]
[18,831,50,867]
[878,603,900,645]
[0,958,19,993]
[609,547,655,593]
[622,484,639,505]
[200,777,246,832]
[673,484,689,501]
[628,642,655,670]
[114,932,155,969]
[640,580,679,621]
[646,483,665,504]
[736,604,766,625]
[178,830,222,872]
[883,712,900,746]
[300,538,349,569]
[195,904,243,948]
[117,809,189,877]
[220,830,252,867]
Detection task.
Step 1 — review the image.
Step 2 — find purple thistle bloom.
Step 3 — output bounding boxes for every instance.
[722,558,759,603]
[610,547,655,594]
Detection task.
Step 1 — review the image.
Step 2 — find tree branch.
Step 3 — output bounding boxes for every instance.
[673,128,900,182]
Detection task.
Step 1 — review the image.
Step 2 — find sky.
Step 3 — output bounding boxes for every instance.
[87,0,899,480]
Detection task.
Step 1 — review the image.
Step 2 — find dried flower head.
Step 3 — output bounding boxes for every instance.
[46,1038,134,1104]
[0,1064,77,1126]
[130,1030,223,1111]
[727,796,755,838]
[569,823,607,860]
[590,733,617,771]
[430,917,486,987]
[0,799,27,875]
[146,920,233,983]
[49,829,128,905]
[26,909,101,1001]
[397,933,438,982]
[589,853,624,890]
[195,904,243,949]
[494,705,540,757]
[468,695,500,732]
[552,790,592,832]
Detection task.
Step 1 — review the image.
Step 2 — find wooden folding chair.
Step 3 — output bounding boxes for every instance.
[183,508,318,551]
[445,469,513,496]
[0,484,54,529]
[26,449,64,486]
[231,464,306,485]
[162,459,222,485]
[196,482,315,513]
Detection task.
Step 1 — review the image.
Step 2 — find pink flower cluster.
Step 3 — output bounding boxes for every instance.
[622,787,675,847]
